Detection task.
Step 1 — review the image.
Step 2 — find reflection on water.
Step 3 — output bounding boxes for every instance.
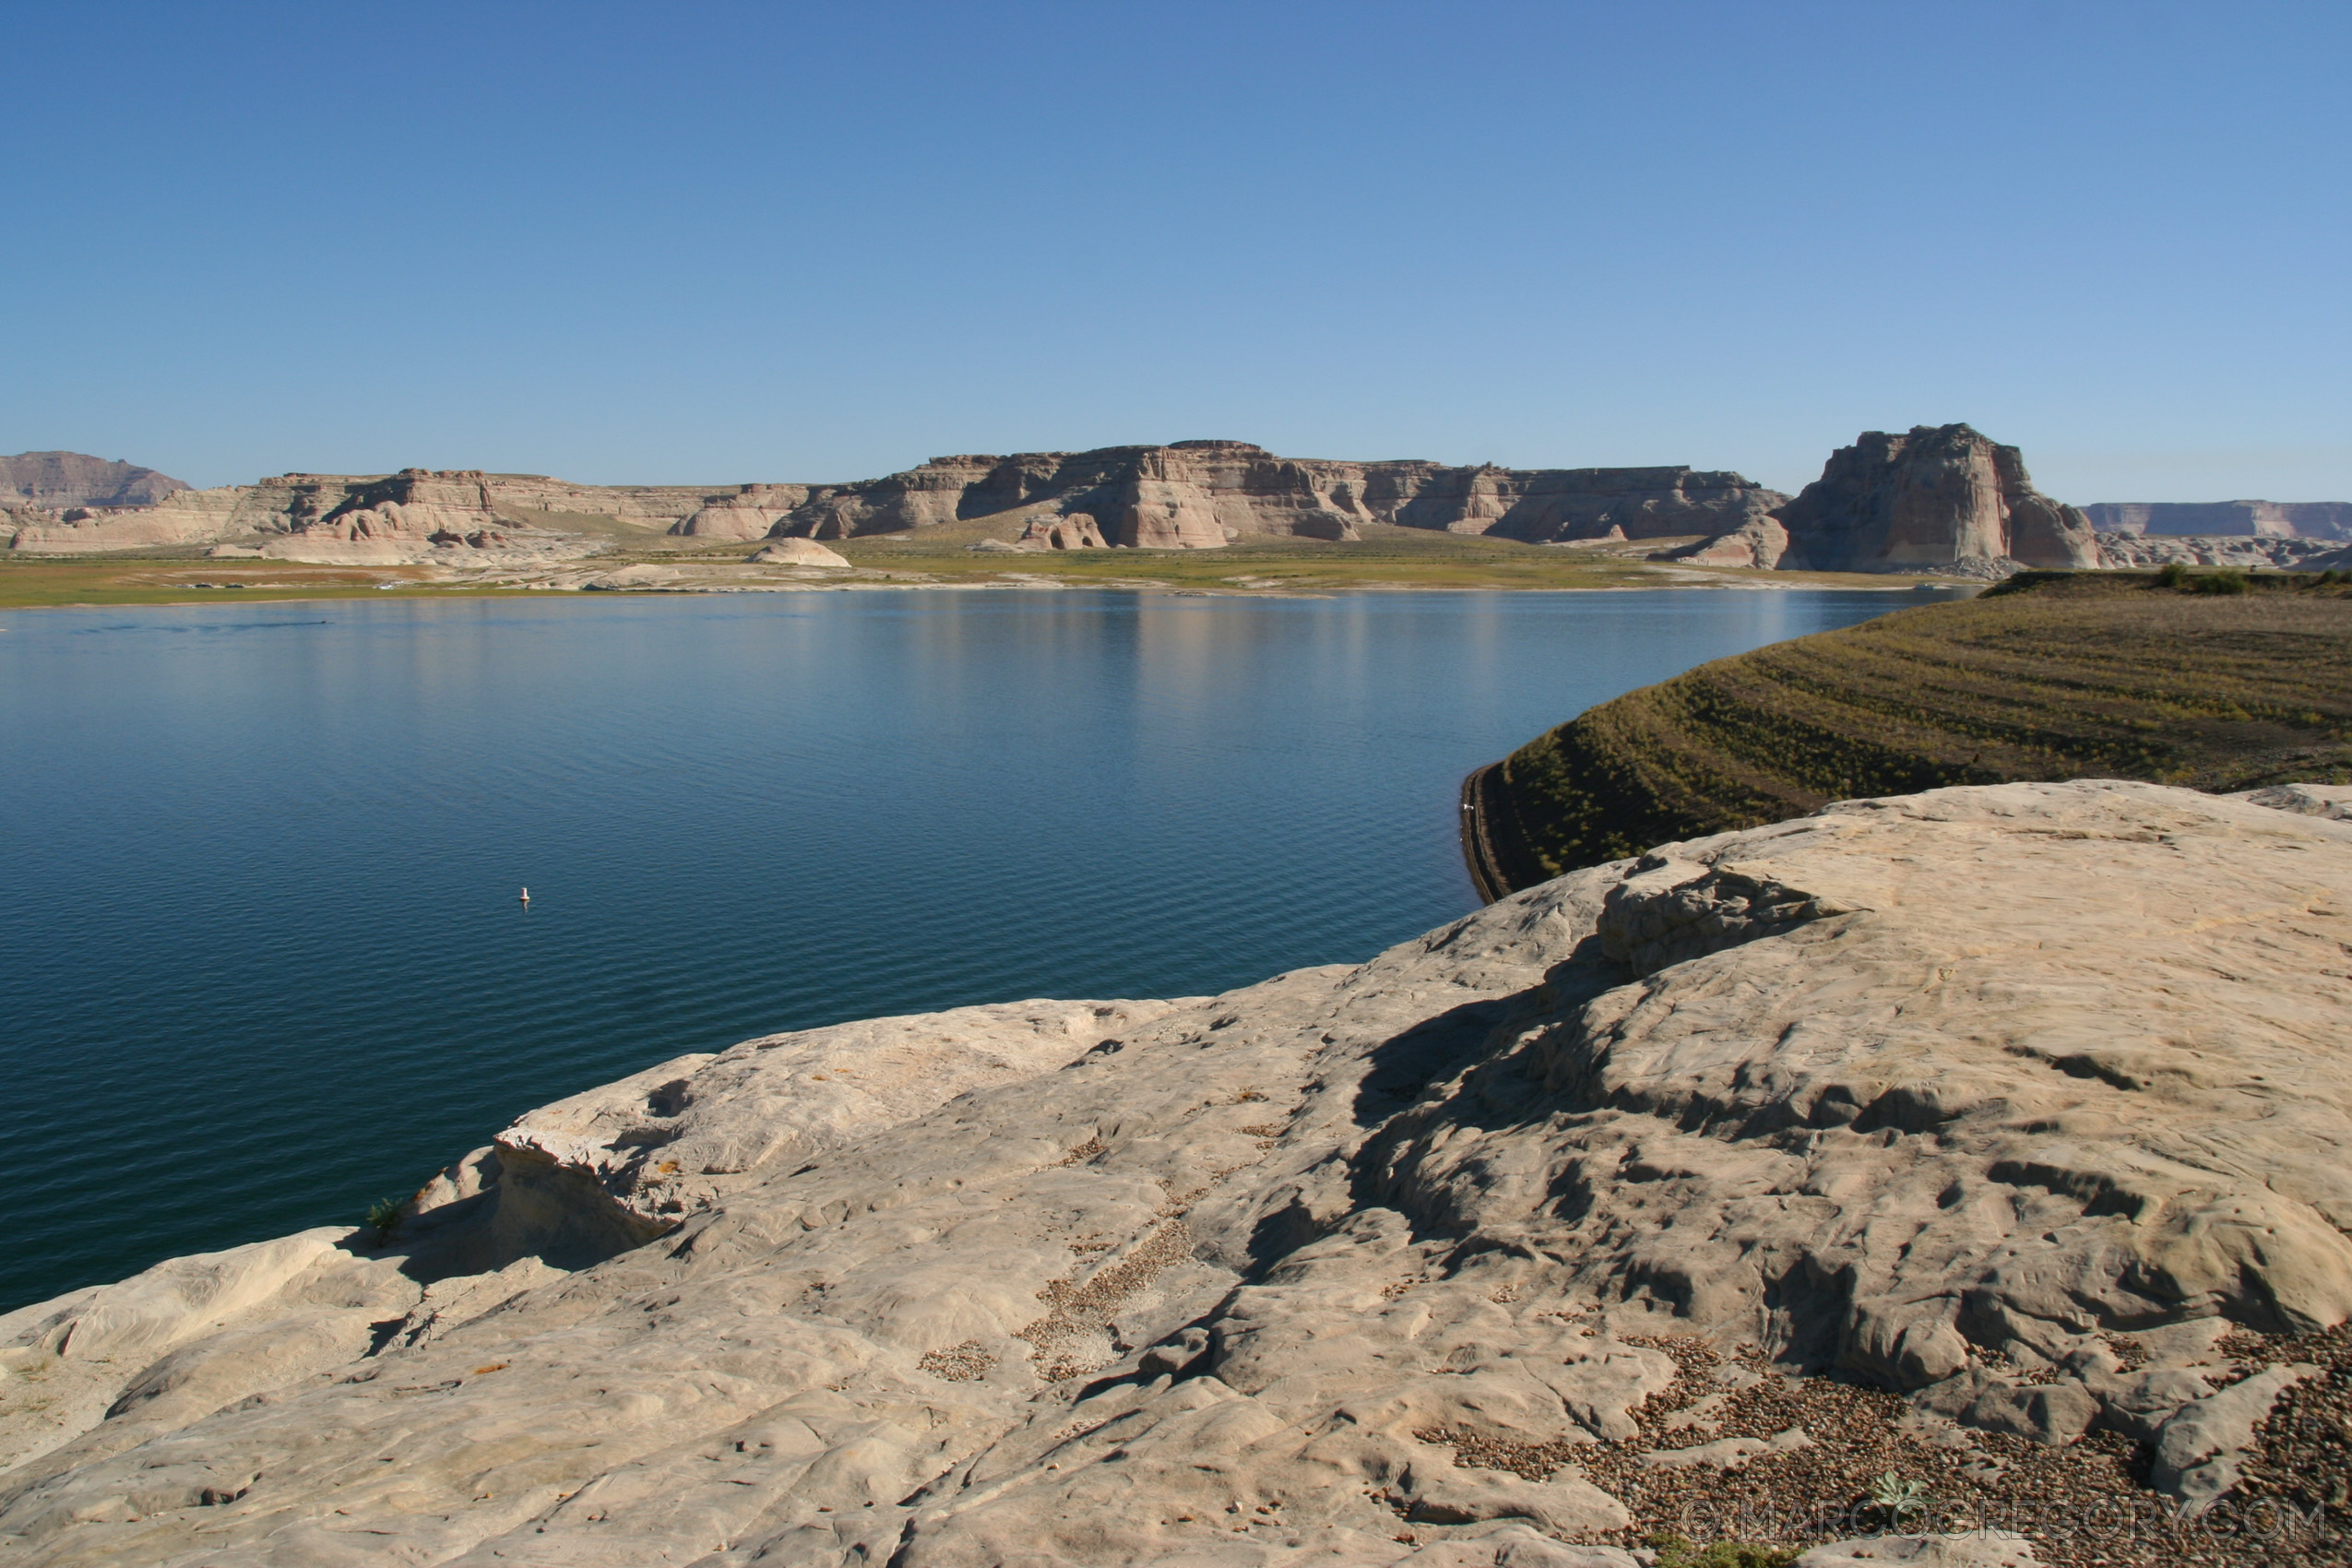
[0,587,1942,1309]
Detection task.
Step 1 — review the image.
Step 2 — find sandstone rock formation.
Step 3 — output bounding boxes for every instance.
[5,469,754,563]
[676,486,818,541]
[5,445,1789,562]
[1657,514,1789,569]
[747,538,851,567]
[2,781,2346,1564]
[0,452,188,511]
[1764,426,2102,575]
[2087,501,2352,541]
[756,442,1787,551]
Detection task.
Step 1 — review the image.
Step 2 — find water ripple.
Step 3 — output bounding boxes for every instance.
[0,588,1930,1310]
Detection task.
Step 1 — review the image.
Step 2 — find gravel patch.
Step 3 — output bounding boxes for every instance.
[1420,1330,2352,1566]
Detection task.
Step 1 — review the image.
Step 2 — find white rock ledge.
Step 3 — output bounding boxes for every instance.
[1,779,2347,1565]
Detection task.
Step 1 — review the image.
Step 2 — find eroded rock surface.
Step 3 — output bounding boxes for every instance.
[0,451,189,511]
[2087,501,2352,541]
[1770,425,2102,575]
[4,444,1789,559]
[2,781,2346,1565]
[1672,425,2103,576]
[765,442,1786,550]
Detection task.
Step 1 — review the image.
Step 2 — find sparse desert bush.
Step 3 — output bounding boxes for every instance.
[362,1194,405,1245]
[1645,1531,1800,1568]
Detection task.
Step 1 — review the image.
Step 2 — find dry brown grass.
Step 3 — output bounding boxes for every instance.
[1472,572,2352,888]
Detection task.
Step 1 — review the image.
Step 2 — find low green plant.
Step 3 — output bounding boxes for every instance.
[1868,1470,1932,1529]
[1645,1532,1800,1568]
[2156,560,2191,588]
[362,1194,406,1245]
[2189,567,2250,595]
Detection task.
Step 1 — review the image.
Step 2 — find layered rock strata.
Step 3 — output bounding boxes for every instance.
[2087,501,2352,541]
[4,469,779,564]
[1663,426,2104,576]
[4,445,1789,560]
[1768,425,2102,575]
[1,782,2347,1565]
[0,452,189,511]
[2089,532,2352,572]
[750,442,1788,551]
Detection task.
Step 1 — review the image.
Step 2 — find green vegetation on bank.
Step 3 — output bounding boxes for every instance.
[0,560,457,610]
[1466,569,2352,895]
[0,520,1952,610]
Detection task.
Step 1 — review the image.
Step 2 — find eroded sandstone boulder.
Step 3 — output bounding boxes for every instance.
[2,782,2346,1565]
[748,537,851,566]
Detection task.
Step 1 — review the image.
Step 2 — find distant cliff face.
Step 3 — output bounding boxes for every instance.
[0,450,188,510]
[1772,424,2101,574]
[5,468,775,562]
[7,443,1791,559]
[2085,500,2352,541]
[691,440,1789,549]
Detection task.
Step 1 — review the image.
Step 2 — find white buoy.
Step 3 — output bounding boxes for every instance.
[519,886,530,905]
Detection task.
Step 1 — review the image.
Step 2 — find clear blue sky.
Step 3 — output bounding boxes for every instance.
[5,1,2345,502]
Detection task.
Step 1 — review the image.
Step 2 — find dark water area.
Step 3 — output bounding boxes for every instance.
[0,587,1941,1312]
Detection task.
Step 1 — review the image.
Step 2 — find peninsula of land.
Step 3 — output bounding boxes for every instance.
[1460,569,2352,894]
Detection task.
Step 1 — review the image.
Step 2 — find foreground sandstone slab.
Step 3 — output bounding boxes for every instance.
[1,781,2346,1565]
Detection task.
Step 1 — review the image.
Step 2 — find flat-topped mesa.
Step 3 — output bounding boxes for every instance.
[740,441,1788,550]
[5,466,771,562]
[2087,500,2352,541]
[2,442,1790,559]
[1773,423,2102,576]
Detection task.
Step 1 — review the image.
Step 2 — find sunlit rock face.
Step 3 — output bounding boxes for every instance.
[762,440,1788,549]
[1769,424,2102,575]
[2,781,2347,1564]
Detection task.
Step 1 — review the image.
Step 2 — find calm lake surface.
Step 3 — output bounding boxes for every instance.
[0,587,1942,1311]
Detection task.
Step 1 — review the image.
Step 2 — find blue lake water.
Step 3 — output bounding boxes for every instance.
[0,587,1941,1312]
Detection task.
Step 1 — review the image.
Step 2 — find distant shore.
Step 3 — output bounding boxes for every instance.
[0,540,1972,613]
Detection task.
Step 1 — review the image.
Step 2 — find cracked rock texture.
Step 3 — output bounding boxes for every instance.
[1,780,2346,1564]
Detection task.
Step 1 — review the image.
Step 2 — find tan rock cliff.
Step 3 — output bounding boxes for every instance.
[4,445,1788,561]
[1767,425,2103,576]
[760,441,1787,550]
